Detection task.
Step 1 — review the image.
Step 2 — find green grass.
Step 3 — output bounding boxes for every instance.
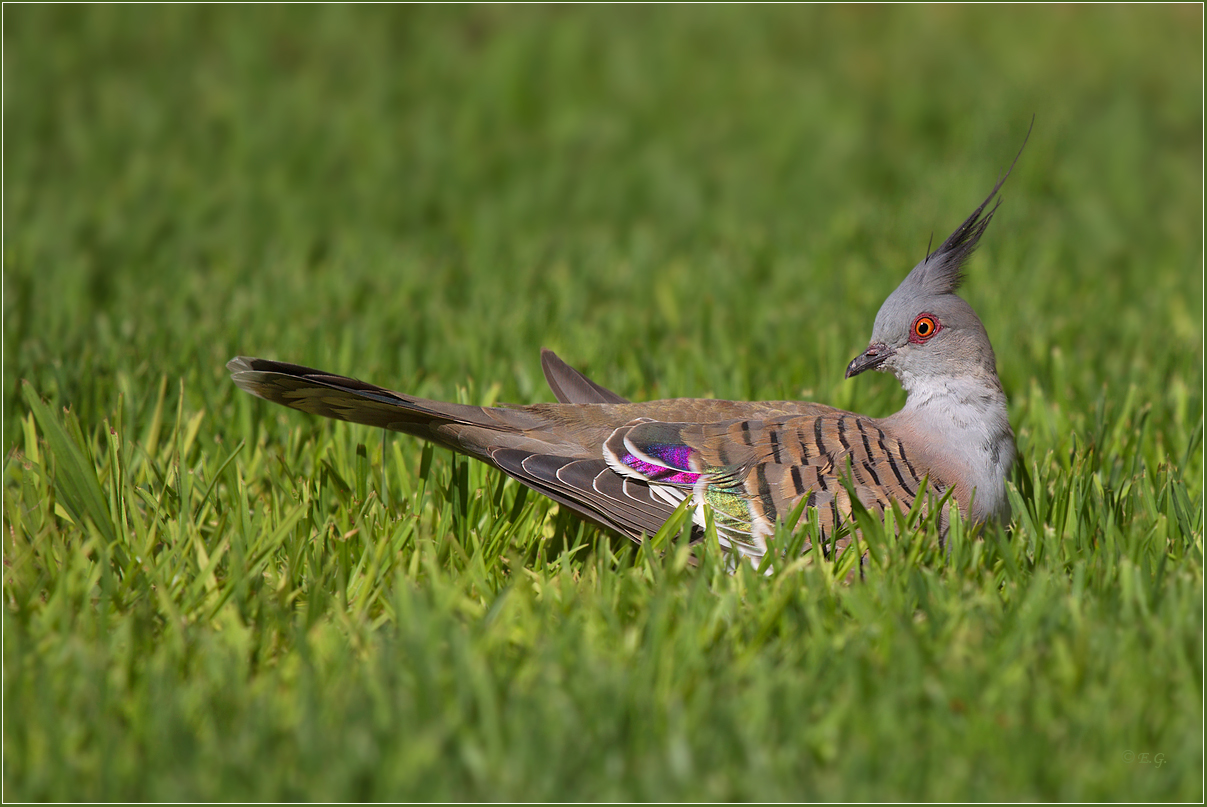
[4,5,1202,801]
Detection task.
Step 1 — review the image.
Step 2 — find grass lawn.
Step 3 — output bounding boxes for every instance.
[4,5,1202,801]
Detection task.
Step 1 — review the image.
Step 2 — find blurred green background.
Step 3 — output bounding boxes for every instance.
[7,5,1199,419]
[4,4,1201,801]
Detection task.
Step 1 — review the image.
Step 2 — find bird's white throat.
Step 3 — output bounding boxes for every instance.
[885,372,1014,523]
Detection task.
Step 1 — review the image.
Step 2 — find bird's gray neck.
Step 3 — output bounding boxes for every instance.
[882,370,1014,524]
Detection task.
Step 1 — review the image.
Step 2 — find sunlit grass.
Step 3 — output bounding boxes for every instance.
[4,4,1201,800]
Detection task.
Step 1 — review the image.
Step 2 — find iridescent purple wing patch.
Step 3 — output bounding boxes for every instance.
[618,451,701,486]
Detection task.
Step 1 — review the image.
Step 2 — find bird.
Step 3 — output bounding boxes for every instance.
[229,136,1026,566]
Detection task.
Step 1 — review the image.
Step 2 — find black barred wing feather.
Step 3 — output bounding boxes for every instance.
[603,412,944,561]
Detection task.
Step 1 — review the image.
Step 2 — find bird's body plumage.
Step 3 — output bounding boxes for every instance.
[229,353,947,560]
[230,131,1027,564]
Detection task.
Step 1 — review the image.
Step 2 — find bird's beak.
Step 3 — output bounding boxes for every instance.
[845,343,894,379]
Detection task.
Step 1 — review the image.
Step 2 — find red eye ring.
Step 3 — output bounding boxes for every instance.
[910,314,940,343]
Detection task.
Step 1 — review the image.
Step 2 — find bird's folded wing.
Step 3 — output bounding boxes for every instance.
[602,411,944,554]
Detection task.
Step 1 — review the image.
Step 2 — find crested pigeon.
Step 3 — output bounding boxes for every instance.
[229,141,1024,565]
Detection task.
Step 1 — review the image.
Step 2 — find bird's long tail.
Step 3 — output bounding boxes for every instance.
[226,356,680,538]
[228,356,552,456]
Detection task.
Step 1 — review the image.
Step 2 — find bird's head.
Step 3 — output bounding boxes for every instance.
[846,126,1029,392]
[844,215,1000,390]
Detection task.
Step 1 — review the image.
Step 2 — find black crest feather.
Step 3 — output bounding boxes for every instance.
[913,119,1032,296]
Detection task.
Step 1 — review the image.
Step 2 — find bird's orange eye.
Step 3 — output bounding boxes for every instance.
[911,314,940,343]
